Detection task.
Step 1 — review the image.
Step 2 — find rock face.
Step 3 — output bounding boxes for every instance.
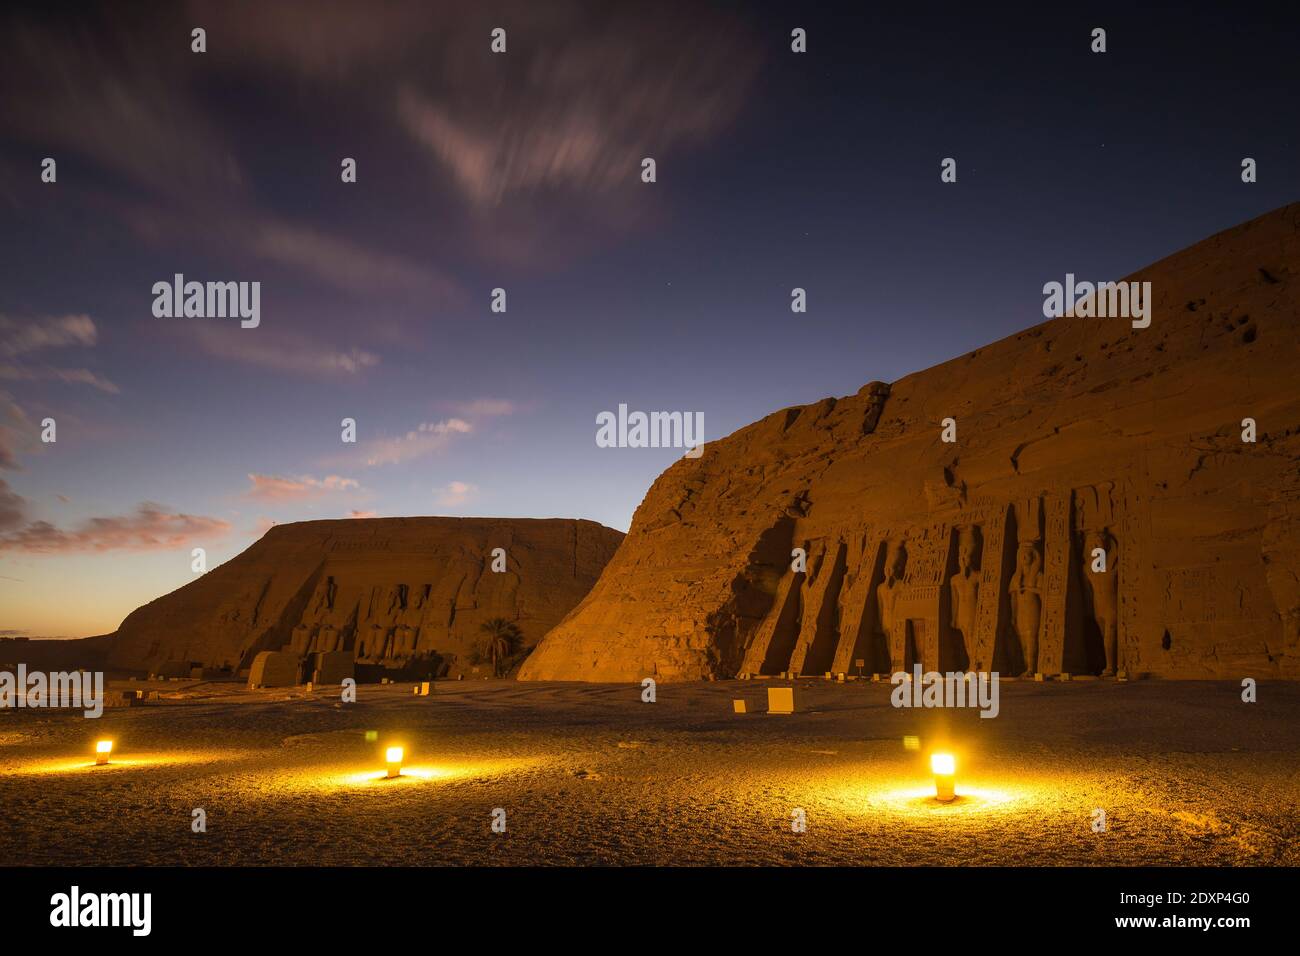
[521,203,1300,682]
[107,518,623,674]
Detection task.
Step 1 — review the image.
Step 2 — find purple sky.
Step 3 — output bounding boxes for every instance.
[2,1,1297,637]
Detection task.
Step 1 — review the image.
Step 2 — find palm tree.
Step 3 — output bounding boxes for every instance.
[479,618,523,677]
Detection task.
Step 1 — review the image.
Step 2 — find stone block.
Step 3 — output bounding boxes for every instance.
[248,651,300,689]
[311,650,354,686]
[767,687,794,715]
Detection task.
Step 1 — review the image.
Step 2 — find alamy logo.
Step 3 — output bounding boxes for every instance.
[152,273,260,328]
[1042,273,1151,328]
[0,665,103,718]
[596,403,704,457]
[890,665,1000,719]
[50,886,151,936]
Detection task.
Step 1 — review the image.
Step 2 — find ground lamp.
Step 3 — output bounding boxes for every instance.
[385,746,404,779]
[95,740,113,766]
[931,752,956,802]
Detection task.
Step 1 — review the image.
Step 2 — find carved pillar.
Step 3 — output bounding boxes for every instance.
[1118,480,1147,673]
[1069,480,1136,676]
[893,521,949,672]
[740,567,805,675]
[789,539,848,675]
[969,504,1010,671]
[1008,498,1046,675]
[1038,495,1071,674]
[831,530,887,674]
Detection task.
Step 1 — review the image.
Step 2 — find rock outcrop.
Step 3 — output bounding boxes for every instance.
[107,518,623,674]
[520,203,1300,681]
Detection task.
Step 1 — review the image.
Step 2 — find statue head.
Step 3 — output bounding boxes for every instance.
[1017,541,1041,575]
[956,526,979,572]
[885,540,907,581]
[1083,528,1114,555]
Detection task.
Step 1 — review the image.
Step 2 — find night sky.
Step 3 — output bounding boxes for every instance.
[1,1,1297,638]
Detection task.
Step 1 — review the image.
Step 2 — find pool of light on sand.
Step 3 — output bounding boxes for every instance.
[817,764,1063,818]
[12,750,233,775]
[280,756,545,792]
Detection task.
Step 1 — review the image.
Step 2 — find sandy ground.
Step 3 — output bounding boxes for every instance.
[1,678,1297,866]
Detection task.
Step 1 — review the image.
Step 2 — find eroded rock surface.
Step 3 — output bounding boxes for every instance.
[107,518,623,674]
[521,204,1300,681]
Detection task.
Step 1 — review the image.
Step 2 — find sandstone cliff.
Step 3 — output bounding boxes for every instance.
[521,203,1300,681]
[107,517,623,674]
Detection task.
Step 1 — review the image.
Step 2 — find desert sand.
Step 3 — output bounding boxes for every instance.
[2,678,1295,866]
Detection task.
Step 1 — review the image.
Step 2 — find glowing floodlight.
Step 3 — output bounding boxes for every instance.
[930,752,956,802]
[385,746,404,779]
[95,740,113,765]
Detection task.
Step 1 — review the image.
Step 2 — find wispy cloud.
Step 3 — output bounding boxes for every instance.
[333,402,516,472]
[0,314,97,357]
[0,478,25,531]
[244,473,361,501]
[433,480,478,508]
[445,398,519,418]
[187,0,432,78]
[0,391,39,541]
[191,0,760,264]
[0,392,34,471]
[0,314,118,394]
[0,365,120,394]
[395,16,759,208]
[0,502,231,553]
[359,418,473,467]
[186,324,379,377]
[251,220,463,301]
[0,18,241,201]
[0,12,463,314]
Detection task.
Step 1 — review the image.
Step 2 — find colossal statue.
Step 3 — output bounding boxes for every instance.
[312,575,337,614]
[289,624,314,656]
[313,626,341,654]
[877,540,908,671]
[391,625,418,660]
[1081,529,1121,675]
[355,625,390,662]
[1009,541,1044,676]
[948,526,980,667]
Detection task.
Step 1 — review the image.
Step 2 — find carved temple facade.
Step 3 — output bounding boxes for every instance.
[522,204,1300,682]
[106,517,624,675]
[739,482,1137,678]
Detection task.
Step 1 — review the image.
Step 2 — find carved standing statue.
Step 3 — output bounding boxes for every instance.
[312,575,337,614]
[948,527,980,667]
[1008,541,1044,676]
[412,584,431,610]
[379,584,405,617]
[289,624,314,656]
[313,626,341,654]
[877,541,908,672]
[391,625,418,660]
[355,625,390,662]
[1081,529,1121,676]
